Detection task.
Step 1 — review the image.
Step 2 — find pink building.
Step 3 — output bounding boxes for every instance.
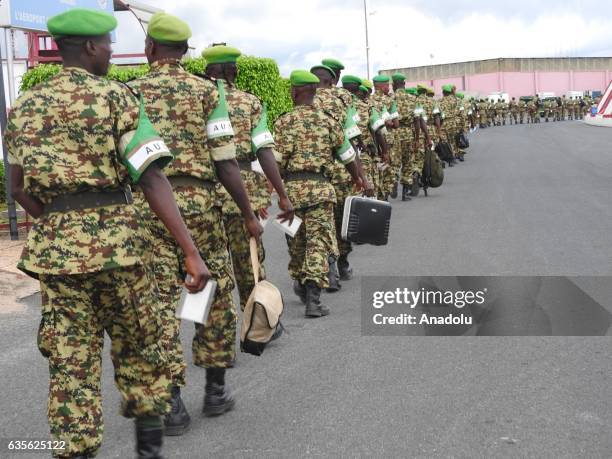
[382,57,612,98]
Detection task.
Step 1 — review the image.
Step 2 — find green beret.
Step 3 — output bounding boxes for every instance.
[427,88,434,95]
[341,75,362,85]
[310,65,336,79]
[442,84,453,93]
[47,8,117,38]
[417,84,428,94]
[456,92,465,99]
[359,85,369,93]
[373,75,390,83]
[361,79,373,89]
[322,58,345,71]
[203,45,241,64]
[148,12,192,44]
[290,70,319,87]
[407,87,418,95]
[392,73,406,82]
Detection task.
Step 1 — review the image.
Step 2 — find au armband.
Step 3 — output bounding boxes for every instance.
[207,80,235,140]
[119,97,173,183]
[251,103,275,153]
[369,107,385,132]
[335,137,357,165]
[344,105,362,140]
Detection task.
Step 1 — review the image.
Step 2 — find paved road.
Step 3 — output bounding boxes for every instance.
[1,121,611,458]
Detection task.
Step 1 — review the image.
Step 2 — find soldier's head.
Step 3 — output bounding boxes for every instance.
[203,45,241,84]
[321,59,345,86]
[48,8,117,76]
[373,74,391,95]
[290,70,319,105]
[310,65,336,89]
[357,84,370,100]
[392,73,406,91]
[144,12,191,65]
[442,84,453,97]
[341,75,363,95]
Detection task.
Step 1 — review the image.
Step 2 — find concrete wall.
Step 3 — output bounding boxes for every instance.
[383,58,612,97]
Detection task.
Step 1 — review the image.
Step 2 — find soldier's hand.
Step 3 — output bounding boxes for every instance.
[184,252,211,293]
[382,154,390,164]
[277,196,295,224]
[258,207,270,220]
[245,214,264,241]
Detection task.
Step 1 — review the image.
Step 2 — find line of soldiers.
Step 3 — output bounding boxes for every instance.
[4,8,470,459]
[472,95,593,128]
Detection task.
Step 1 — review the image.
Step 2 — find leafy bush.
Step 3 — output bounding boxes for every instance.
[19,55,293,129]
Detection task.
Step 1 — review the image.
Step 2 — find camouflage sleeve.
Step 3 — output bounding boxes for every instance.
[4,109,22,166]
[273,116,293,171]
[204,81,237,161]
[113,85,173,184]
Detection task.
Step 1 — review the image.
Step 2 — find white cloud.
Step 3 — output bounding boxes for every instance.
[113,0,612,78]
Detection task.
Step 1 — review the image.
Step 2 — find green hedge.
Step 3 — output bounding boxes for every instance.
[19,56,292,129]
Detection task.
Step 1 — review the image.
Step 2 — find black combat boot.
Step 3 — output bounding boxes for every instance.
[293,279,307,304]
[390,181,398,199]
[326,256,341,293]
[410,172,420,197]
[304,281,330,318]
[136,417,164,459]
[163,385,190,436]
[337,255,353,281]
[401,184,412,201]
[203,368,235,417]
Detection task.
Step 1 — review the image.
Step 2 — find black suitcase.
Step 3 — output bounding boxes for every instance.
[341,196,392,246]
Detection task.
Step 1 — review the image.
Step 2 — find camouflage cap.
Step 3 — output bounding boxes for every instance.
[203,44,241,64]
[47,8,117,38]
[148,12,192,44]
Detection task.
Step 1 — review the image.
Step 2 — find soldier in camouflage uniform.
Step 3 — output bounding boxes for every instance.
[204,45,294,316]
[275,70,364,318]
[509,97,518,124]
[395,86,420,200]
[312,62,351,291]
[129,13,263,433]
[5,9,210,458]
[316,59,372,286]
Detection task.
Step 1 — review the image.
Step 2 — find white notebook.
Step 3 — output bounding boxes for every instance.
[176,279,217,324]
[272,215,302,238]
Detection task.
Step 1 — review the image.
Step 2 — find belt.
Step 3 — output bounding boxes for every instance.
[43,188,133,215]
[168,175,215,190]
[237,160,253,172]
[285,171,329,182]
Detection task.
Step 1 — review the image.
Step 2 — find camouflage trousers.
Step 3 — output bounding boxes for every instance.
[399,133,414,185]
[38,265,172,458]
[332,181,354,259]
[382,140,401,196]
[223,212,266,311]
[287,201,338,289]
[361,152,381,194]
[137,185,237,381]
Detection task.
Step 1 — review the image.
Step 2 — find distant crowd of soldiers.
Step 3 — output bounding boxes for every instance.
[5,8,478,459]
[470,95,594,128]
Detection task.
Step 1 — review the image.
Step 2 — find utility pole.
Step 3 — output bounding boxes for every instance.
[364,0,370,79]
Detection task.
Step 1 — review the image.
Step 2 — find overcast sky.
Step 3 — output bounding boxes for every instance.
[114,0,612,78]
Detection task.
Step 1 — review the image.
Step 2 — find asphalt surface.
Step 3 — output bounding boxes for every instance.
[1,120,611,459]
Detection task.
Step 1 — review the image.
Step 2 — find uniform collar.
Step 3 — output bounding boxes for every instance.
[150,58,182,71]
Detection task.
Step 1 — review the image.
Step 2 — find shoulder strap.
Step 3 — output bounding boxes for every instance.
[250,237,260,284]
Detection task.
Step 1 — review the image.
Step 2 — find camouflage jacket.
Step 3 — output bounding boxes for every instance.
[274,105,347,209]
[128,60,236,183]
[5,67,161,276]
[315,87,352,187]
[395,91,418,141]
[216,82,273,214]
